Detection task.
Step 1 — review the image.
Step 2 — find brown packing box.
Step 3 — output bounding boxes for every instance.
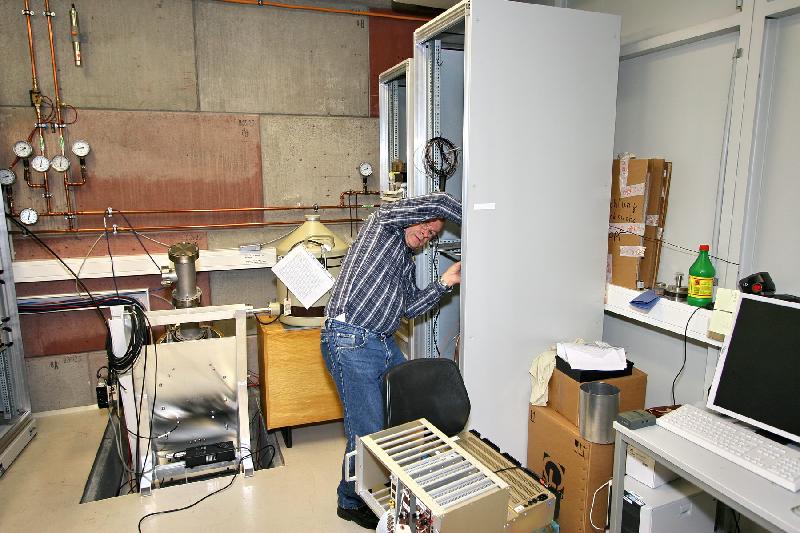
[651,162,672,286]
[608,158,649,289]
[528,405,614,533]
[607,158,673,289]
[548,366,647,427]
[639,160,670,288]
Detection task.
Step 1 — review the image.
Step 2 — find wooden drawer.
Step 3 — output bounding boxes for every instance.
[257,322,343,429]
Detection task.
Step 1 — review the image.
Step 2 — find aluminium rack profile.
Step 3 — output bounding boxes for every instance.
[348,418,510,533]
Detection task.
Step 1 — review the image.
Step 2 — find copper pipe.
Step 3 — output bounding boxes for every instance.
[23,0,39,92]
[22,0,51,207]
[65,160,88,187]
[43,0,75,229]
[36,204,373,217]
[14,218,363,234]
[339,190,381,206]
[44,0,63,125]
[217,0,431,22]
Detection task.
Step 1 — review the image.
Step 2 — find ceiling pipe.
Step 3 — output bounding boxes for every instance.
[215,0,431,22]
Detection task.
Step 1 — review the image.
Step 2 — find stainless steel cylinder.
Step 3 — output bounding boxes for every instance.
[579,382,620,444]
[168,243,201,308]
[167,242,203,340]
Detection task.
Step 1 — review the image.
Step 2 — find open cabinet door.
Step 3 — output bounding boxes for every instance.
[459,1,620,462]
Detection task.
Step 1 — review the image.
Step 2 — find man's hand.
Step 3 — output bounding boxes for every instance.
[441,261,461,288]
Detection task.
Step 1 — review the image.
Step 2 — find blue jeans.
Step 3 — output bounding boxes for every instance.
[321,319,406,510]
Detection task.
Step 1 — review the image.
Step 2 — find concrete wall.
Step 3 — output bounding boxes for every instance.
[0,0,400,411]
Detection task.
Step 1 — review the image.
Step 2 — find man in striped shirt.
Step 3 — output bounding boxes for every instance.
[322,191,462,528]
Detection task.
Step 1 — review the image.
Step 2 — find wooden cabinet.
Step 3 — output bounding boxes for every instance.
[257,322,342,445]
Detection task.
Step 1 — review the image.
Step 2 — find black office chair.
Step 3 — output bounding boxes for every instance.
[382,358,470,437]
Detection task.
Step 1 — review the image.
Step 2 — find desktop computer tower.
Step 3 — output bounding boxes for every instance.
[621,475,715,533]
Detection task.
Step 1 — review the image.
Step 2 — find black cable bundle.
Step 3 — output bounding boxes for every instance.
[423,136,460,191]
[6,214,151,384]
[106,299,150,374]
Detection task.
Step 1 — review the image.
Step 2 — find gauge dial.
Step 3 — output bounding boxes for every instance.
[13,140,33,159]
[0,169,15,186]
[51,154,71,172]
[20,208,39,225]
[31,155,50,172]
[71,139,91,157]
[358,162,373,177]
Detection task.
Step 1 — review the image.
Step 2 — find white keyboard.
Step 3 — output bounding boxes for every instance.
[657,404,800,491]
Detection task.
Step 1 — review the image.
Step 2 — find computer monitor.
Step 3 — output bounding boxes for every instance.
[707,293,800,444]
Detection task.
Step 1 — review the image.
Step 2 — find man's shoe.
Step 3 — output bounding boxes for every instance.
[337,505,379,529]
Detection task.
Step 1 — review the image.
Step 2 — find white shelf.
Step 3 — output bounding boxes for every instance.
[604,283,722,347]
[12,247,277,283]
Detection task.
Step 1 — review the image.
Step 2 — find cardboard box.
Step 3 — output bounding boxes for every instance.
[548,366,647,427]
[625,446,678,488]
[608,158,649,289]
[528,405,614,533]
[639,160,671,289]
[608,158,672,289]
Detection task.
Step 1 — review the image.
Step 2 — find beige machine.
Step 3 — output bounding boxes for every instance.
[274,214,349,327]
[350,419,510,533]
[351,419,556,533]
[454,431,556,532]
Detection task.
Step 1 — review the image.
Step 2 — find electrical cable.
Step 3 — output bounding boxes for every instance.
[610,226,739,266]
[6,214,157,493]
[589,479,612,531]
[6,214,109,333]
[672,306,703,405]
[136,444,276,533]
[423,137,460,191]
[115,211,163,273]
[492,466,527,475]
[135,232,171,248]
[103,218,120,297]
[74,233,105,296]
[149,292,174,309]
[254,313,280,326]
[431,240,442,357]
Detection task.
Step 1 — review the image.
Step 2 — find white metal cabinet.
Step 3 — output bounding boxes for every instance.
[0,190,36,475]
[413,0,621,462]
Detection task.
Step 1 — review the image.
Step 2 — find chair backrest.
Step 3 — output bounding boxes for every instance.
[382,358,470,437]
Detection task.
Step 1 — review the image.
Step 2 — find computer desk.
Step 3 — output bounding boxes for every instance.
[609,422,800,533]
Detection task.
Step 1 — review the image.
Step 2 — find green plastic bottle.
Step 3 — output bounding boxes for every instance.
[687,244,715,307]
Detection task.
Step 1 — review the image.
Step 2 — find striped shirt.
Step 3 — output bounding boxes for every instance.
[326,192,462,335]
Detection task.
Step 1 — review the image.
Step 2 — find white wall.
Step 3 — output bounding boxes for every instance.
[743,13,800,295]
[567,2,798,532]
[568,0,737,43]
[615,32,738,285]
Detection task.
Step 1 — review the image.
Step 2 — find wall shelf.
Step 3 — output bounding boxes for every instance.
[604,283,722,347]
[12,247,277,283]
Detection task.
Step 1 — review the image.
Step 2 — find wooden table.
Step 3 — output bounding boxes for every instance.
[257,321,343,447]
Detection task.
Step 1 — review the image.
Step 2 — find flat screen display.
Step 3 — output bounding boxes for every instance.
[708,294,800,443]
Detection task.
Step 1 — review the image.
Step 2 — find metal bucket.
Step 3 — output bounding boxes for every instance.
[579,382,620,444]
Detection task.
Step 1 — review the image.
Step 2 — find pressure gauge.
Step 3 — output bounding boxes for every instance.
[358,162,373,177]
[13,140,33,159]
[20,208,39,225]
[31,155,50,172]
[71,139,91,157]
[0,169,15,186]
[51,154,71,172]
